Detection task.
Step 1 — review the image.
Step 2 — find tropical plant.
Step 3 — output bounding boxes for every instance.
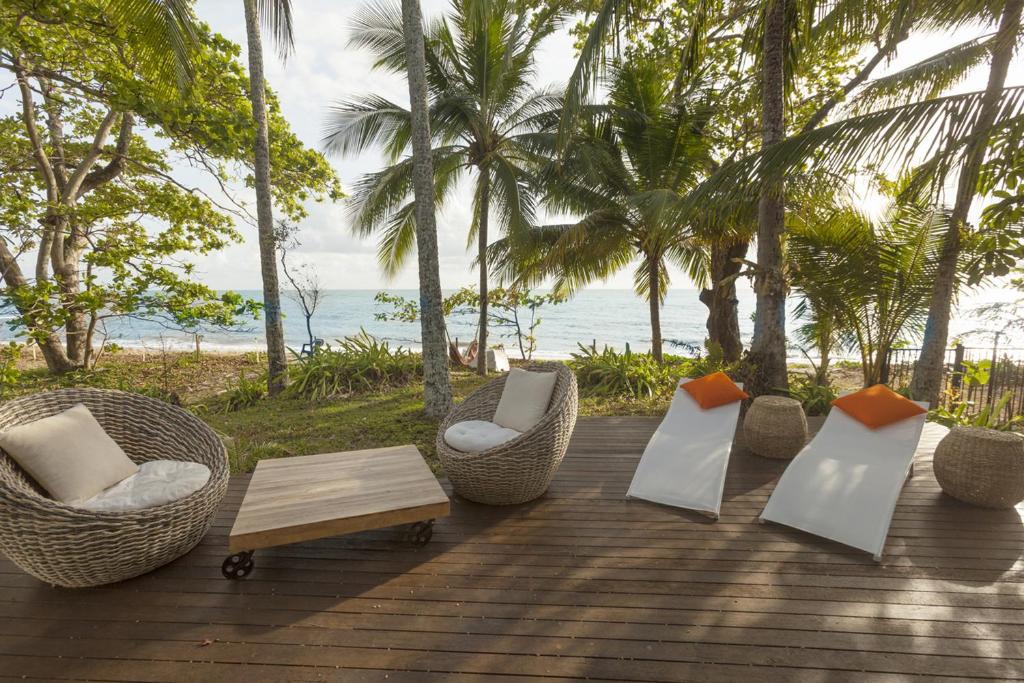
[221,371,268,413]
[0,2,339,373]
[785,376,837,416]
[325,0,564,375]
[570,344,680,398]
[788,190,951,387]
[399,0,453,418]
[929,390,1024,431]
[909,0,1024,404]
[287,330,423,399]
[491,59,714,363]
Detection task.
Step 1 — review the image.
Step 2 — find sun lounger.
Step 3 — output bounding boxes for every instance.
[759,400,928,561]
[625,379,743,519]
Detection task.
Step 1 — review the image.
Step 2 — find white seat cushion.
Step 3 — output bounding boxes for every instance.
[444,420,522,453]
[76,460,211,512]
[493,368,558,432]
[0,403,138,503]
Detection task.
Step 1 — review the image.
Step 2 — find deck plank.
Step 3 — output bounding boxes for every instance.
[2,415,1022,681]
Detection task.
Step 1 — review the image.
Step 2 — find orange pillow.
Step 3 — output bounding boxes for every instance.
[831,384,926,429]
[681,372,748,410]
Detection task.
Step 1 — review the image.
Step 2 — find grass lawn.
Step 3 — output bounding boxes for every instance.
[8,351,672,474]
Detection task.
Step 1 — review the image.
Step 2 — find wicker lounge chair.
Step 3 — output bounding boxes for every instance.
[437,362,578,505]
[0,388,229,587]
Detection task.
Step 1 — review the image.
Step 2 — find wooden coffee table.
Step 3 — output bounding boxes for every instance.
[222,445,450,579]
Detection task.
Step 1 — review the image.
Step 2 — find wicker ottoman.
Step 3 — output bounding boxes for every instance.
[743,395,808,460]
[933,426,1024,509]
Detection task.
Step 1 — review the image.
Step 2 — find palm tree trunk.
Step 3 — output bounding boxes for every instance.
[476,169,490,376]
[243,0,288,396]
[748,0,789,395]
[647,256,663,363]
[699,238,747,362]
[910,0,1023,405]
[401,0,453,418]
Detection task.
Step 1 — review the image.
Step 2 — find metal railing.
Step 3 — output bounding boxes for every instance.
[883,343,1024,420]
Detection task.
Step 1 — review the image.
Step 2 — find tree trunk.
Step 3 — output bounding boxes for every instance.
[401,0,453,418]
[647,256,663,363]
[476,169,490,376]
[910,0,1023,406]
[698,238,747,362]
[748,0,789,395]
[243,0,288,396]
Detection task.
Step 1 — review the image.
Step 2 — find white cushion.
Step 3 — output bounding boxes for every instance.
[0,403,138,503]
[493,368,558,432]
[487,348,510,372]
[444,420,522,453]
[76,460,211,512]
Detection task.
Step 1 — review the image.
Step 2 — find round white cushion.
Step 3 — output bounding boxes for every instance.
[444,420,522,453]
[76,460,211,512]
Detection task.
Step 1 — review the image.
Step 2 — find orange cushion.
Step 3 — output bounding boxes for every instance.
[831,384,926,429]
[681,372,748,410]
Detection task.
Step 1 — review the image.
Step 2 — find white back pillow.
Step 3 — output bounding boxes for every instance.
[493,368,558,432]
[0,403,138,503]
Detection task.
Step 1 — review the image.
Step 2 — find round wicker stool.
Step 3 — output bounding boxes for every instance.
[933,426,1024,509]
[743,395,808,460]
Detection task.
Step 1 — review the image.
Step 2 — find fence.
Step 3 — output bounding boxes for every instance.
[883,343,1024,420]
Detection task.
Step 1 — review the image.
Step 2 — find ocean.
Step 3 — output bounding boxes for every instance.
[2,285,1015,361]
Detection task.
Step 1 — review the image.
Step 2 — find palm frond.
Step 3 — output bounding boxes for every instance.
[686,86,1024,212]
[323,95,411,160]
[258,0,295,60]
[104,0,199,91]
[851,35,997,113]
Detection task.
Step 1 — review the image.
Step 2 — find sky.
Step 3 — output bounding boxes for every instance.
[185,0,1023,292]
[12,2,1024,295]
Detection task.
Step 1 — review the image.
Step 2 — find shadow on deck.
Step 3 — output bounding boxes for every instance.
[2,416,1023,681]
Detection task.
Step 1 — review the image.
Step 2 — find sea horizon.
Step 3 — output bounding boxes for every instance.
[3,286,1020,362]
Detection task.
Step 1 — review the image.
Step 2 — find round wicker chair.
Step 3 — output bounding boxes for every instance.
[437,363,578,505]
[0,388,229,587]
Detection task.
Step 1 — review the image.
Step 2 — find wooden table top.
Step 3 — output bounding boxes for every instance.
[228,445,450,552]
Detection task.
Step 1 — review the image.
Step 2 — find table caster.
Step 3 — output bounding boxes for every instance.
[222,550,255,579]
[406,519,434,546]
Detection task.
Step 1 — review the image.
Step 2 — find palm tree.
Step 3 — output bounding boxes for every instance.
[491,60,714,362]
[242,0,293,396]
[749,0,789,392]
[909,0,1023,404]
[325,0,563,375]
[400,0,453,418]
[789,195,950,387]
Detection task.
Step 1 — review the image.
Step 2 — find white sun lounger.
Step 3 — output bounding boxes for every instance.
[759,401,928,561]
[625,379,743,519]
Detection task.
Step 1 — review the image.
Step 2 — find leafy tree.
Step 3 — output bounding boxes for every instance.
[375,287,564,360]
[324,0,563,375]
[0,2,340,372]
[400,0,453,417]
[491,59,713,362]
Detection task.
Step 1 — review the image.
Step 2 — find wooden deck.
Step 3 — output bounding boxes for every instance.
[2,416,1023,682]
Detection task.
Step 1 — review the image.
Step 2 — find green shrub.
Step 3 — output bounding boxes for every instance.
[221,371,267,412]
[569,345,683,398]
[785,377,837,416]
[929,390,1024,431]
[0,343,20,398]
[288,330,422,400]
